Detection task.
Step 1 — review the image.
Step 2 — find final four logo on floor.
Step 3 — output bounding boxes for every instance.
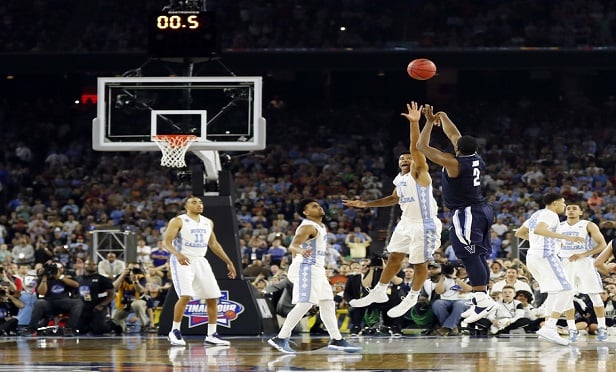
[183,291,244,328]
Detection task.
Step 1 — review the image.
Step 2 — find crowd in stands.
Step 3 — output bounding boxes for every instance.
[3,89,616,336]
[1,0,616,53]
[1,1,616,337]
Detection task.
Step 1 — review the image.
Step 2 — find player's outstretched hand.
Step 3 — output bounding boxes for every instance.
[342,199,367,208]
[422,104,439,125]
[401,101,422,123]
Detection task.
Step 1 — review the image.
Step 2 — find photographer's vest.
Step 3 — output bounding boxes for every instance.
[115,278,143,310]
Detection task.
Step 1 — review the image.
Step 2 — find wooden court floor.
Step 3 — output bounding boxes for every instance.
[0,332,612,371]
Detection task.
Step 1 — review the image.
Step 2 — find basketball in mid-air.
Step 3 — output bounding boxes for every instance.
[407,58,437,80]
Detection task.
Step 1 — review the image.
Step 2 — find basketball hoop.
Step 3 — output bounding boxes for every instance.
[152,135,198,168]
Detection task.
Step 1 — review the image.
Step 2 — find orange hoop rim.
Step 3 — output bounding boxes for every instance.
[152,134,198,148]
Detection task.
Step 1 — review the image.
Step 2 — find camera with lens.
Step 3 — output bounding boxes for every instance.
[124,267,142,283]
[43,262,59,277]
[442,263,456,278]
[442,262,464,278]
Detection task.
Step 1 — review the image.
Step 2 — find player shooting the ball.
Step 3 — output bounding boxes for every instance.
[416,105,496,325]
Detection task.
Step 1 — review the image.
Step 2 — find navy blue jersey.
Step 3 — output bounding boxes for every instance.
[441,153,486,209]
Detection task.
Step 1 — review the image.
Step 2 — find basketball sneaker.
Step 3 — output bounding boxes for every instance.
[568,329,579,342]
[268,336,296,354]
[327,338,362,353]
[349,288,388,308]
[205,333,230,346]
[597,327,608,342]
[387,291,419,318]
[537,326,569,346]
[168,329,186,346]
[461,297,477,318]
[461,295,496,324]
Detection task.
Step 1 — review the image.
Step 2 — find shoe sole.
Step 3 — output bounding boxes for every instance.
[461,305,496,324]
[349,296,388,308]
[460,307,475,318]
[205,339,230,346]
[268,339,296,354]
[167,337,186,346]
[327,345,361,353]
[386,297,418,318]
[537,331,569,346]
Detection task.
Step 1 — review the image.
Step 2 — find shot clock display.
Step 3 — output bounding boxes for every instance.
[148,11,219,58]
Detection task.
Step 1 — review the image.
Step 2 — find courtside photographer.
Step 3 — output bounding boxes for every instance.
[111,263,149,333]
[0,272,24,336]
[431,261,472,336]
[27,261,83,336]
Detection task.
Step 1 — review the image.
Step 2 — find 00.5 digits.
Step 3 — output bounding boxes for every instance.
[156,15,199,30]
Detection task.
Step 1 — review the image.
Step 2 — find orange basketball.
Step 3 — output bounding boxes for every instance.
[224,310,236,319]
[407,58,437,80]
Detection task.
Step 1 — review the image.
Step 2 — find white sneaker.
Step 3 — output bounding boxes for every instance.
[204,333,230,346]
[460,299,476,319]
[597,327,608,342]
[537,326,569,346]
[349,289,388,308]
[168,329,186,346]
[387,292,419,318]
[461,297,496,324]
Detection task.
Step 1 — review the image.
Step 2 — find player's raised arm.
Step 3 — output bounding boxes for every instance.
[417,105,459,174]
[401,101,428,170]
[435,110,462,147]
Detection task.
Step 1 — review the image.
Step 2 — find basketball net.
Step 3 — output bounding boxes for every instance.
[152,135,198,168]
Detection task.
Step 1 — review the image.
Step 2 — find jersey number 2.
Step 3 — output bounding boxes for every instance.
[473,167,481,187]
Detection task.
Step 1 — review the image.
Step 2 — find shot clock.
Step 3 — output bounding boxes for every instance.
[148,10,219,58]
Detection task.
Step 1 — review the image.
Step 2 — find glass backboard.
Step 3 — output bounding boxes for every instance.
[93,76,265,152]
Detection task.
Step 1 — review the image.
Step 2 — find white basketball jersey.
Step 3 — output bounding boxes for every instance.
[526,208,561,257]
[393,172,438,219]
[557,220,591,258]
[173,214,212,257]
[293,219,327,268]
